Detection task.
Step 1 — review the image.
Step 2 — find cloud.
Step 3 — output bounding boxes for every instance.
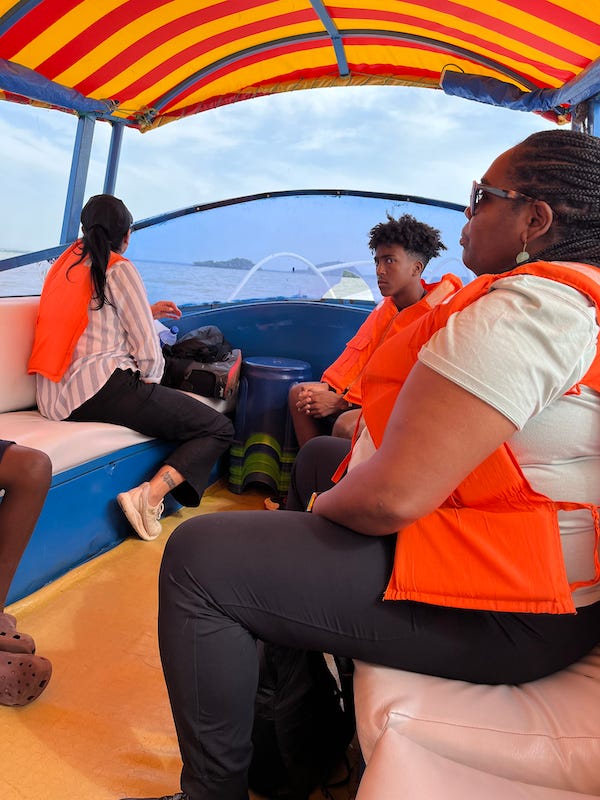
[1,84,556,253]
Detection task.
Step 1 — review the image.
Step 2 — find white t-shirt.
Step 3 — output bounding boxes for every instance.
[354,273,600,608]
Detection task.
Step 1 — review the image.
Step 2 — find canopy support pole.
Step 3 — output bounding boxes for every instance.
[588,95,600,137]
[103,122,124,195]
[308,0,349,76]
[60,114,95,244]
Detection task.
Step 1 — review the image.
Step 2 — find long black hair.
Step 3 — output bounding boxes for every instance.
[70,194,133,308]
[508,129,600,267]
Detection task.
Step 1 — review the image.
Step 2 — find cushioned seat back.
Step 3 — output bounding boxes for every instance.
[0,297,39,413]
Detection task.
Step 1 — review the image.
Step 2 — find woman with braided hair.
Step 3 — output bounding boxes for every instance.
[29,194,233,541]
[493,127,600,267]
[123,129,600,800]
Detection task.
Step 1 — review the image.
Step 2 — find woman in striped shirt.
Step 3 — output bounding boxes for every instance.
[29,194,233,541]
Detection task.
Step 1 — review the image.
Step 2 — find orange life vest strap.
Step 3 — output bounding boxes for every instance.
[28,243,127,381]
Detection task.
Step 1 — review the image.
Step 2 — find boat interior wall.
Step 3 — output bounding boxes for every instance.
[353,652,600,799]
[173,300,371,383]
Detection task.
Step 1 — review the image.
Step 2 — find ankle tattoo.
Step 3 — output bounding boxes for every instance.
[162,470,176,490]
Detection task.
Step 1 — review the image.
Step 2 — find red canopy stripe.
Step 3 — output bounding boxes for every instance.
[0,0,81,59]
[157,36,466,115]
[74,7,319,99]
[35,0,283,80]
[330,4,594,69]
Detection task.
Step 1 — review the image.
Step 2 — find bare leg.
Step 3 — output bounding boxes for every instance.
[331,408,362,439]
[0,444,51,611]
[147,464,184,507]
[0,444,57,704]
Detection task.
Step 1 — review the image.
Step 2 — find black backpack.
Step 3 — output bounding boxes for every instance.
[162,324,233,363]
[249,642,356,800]
[160,324,242,400]
[161,348,242,400]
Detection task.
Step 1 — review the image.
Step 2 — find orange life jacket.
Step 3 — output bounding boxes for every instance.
[361,261,600,614]
[28,242,128,382]
[321,274,462,404]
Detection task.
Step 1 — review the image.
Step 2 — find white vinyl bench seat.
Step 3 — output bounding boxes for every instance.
[0,409,154,475]
[354,644,600,799]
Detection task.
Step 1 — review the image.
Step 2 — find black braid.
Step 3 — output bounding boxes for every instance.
[508,129,600,267]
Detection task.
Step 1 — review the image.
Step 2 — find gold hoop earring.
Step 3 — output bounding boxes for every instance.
[516,240,530,265]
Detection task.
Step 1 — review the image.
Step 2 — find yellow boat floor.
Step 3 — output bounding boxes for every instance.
[1,482,359,800]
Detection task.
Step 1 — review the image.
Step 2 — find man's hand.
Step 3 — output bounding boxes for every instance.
[296,384,346,418]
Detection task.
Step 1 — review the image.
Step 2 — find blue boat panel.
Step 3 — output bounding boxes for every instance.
[173,301,371,381]
[8,439,179,604]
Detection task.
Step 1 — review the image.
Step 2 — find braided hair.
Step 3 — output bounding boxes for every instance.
[508,129,600,267]
[368,213,447,266]
[70,194,133,308]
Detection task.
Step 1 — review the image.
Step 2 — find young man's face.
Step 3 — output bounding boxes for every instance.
[373,244,422,305]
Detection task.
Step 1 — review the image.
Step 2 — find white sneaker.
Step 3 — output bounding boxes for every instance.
[117,482,164,541]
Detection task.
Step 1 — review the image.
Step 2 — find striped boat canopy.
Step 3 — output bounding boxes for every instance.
[0,0,599,132]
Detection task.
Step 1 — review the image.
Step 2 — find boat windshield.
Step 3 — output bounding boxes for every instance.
[0,190,471,304]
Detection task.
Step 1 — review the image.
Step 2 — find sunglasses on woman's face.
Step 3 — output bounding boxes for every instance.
[469,181,536,216]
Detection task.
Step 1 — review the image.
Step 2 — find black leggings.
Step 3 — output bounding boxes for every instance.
[158,436,600,799]
[68,368,233,506]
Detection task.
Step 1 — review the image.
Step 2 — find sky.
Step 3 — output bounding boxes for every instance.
[1,83,557,255]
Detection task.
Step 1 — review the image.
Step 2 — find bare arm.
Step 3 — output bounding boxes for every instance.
[151,300,182,320]
[312,361,517,534]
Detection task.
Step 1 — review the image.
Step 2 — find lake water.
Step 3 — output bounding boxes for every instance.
[0,256,382,305]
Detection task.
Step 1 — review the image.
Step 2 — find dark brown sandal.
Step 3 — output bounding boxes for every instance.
[0,612,36,654]
[0,650,52,706]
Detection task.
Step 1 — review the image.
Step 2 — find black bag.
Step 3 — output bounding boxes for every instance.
[162,348,242,400]
[161,324,241,400]
[249,642,356,800]
[162,325,233,363]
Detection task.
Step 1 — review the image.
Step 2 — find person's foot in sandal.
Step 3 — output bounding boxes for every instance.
[0,612,35,654]
[0,650,51,706]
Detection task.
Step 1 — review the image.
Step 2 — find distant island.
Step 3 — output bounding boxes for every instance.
[193,257,253,269]
[192,257,346,271]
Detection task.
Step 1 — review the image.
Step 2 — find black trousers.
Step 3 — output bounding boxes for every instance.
[158,436,600,799]
[68,368,234,506]
[285,434,350,510]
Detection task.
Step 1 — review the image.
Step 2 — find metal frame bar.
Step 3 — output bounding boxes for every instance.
[103,122,124,195]
[308,0,349,76]
[149,29,538,119]
[589,95,600,137]
[60,114,95,244]
[0,0,42,35]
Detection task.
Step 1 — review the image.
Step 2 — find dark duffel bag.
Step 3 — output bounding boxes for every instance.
[162,324,233,363]
[162,349,242,400]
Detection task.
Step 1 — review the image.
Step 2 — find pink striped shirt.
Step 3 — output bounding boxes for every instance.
[36,259,164,420]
